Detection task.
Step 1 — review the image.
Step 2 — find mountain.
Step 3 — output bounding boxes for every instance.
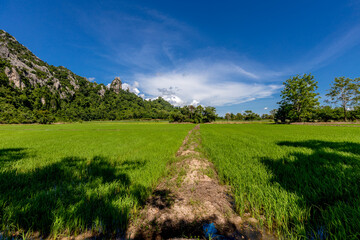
[0,30,176,123]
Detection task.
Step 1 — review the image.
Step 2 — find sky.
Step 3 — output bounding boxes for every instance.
[1,0,360,116]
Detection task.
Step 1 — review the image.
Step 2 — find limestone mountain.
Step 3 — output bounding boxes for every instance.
[0,30,85,98]
[110,77,122,94]
[0,30,176,123]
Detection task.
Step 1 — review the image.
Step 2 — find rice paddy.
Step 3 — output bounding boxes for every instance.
[1,122,359,239]
[0,122,193,238]
[201,124,360,239]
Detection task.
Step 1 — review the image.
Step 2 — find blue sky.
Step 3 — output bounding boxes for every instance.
[1,0,360,116]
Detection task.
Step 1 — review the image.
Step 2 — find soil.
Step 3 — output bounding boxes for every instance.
[126,125,276,240]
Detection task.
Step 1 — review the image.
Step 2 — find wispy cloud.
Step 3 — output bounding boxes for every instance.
[78,6,196,73]
[135,60,282,106]
[288,23,360,72]
[312,24,360,66]
[76,4,360,107]
[76,6,284,106]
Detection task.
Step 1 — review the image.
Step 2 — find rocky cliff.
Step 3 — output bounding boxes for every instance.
[0,30,176,124]
[0,30,128,99]
[0,30,131,99]
[110,77,122,94]
[0,30,104,99]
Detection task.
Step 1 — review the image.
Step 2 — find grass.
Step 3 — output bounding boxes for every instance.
[2,122,359,239]
[0,122,193,238]
[201,124,360,239]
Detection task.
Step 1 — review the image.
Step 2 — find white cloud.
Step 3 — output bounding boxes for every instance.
[190,100,200,106]
[122,81,141,96]
[122,83,130,90]
[88,77,96,82]
[135,61,282,106]
[264,107,268,110]
[82,6,360,107]
[105,81,143,97]
[163,95,184,106]
[77,8,287,107]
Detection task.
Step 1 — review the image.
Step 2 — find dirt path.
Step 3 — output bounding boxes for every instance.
[127,125,276,240]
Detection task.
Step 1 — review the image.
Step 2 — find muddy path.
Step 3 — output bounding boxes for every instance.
[127,125,276,240]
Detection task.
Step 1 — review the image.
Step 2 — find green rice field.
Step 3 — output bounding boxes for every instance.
[1,122,360,239]
[201,124,360,239]
[0,122,193,238]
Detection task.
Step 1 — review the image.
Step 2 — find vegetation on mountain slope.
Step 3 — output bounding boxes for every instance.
[0,30,216,124]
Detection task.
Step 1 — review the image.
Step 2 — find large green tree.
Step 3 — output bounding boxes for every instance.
[278,74,319,122]
[326,77,360,121]
[203,106,217,122]
[243,110,261,121]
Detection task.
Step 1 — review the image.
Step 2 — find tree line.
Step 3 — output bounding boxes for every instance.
[275,74,360,123]
[169,105,216,123]
[222,110,276,121]
[221,74,360,123]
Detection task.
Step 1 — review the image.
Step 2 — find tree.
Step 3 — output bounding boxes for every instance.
[193,105,204,123]
[203,106,216,122]
[225,113,231,121]
[235,113,244,120]
[261,114,273,120]
[278,74,320,122]
[243,110,261,121]
[313,106,344,122]
[269,109,277,119]
[188,105,195,119]
[326,77,360,121]
[169,111,185,122]
[274,103,292,123]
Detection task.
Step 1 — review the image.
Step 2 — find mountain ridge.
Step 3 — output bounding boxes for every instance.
[0,30,176,123]
[0,29,115,98]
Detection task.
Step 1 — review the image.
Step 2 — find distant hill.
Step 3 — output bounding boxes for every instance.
[0,30,176,123]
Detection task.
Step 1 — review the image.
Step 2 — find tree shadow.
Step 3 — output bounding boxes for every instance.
[0,155,148,238]
[132,214,263,240]
[278,140,360,156]
[146,189,177,210]
[261,140,360,237]
[0,148,28,169]
[128,188,267,240]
